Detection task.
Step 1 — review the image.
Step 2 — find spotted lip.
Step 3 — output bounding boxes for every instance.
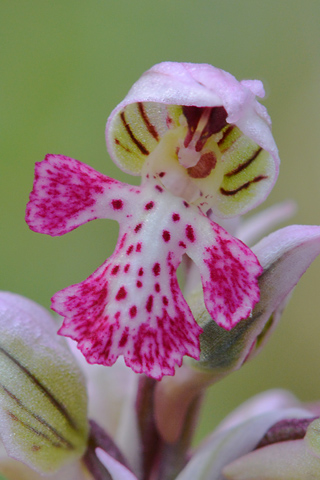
[26,153,262,379]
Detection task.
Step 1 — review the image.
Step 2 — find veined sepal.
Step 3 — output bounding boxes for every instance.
[0,292,88,474]
[106,62,280,217]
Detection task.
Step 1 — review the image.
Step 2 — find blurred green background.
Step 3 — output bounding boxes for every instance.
[1,1,320,443]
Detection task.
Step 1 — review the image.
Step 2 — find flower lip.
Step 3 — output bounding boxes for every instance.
[26,153,263,379]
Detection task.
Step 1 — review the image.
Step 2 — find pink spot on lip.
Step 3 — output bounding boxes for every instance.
[136,242,142,252]
[153,263,161,276]
[136,280,143,288]
[124,264,130,273]
[145,201,154,210]
[159,172,166,177]
[162,296,168,306]
[162,230,171,242]
[112,199,123,210]
[146,295,153,312]
[172,213,180,222]
[116,286,127,300]
[111,265,120,275]
[134,223,142,233]
[119,234,127,250]
[126,245,134,255]
[119,328,129,347]
[129,305,137,318]
[183,201,189,208]
[138,268,144,276]
[186,224,195,242]
[179,241,186,248]
[155,185,163,193]
[155,283,160,292]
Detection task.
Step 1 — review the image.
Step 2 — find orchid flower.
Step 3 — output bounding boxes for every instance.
[25,62,280,379]
[154,203,320,443]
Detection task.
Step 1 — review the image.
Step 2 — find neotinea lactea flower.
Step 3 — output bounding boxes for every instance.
[26,62,279,379]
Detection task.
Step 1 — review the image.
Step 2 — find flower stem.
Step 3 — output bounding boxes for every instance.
[155,393,203,480]
[136,376,162,480]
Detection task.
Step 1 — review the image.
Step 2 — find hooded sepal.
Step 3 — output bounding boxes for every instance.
[106,62,279,217]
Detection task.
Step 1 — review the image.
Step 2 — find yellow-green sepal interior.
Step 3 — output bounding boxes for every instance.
[109,102,182,174]
[213,125,276,217]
